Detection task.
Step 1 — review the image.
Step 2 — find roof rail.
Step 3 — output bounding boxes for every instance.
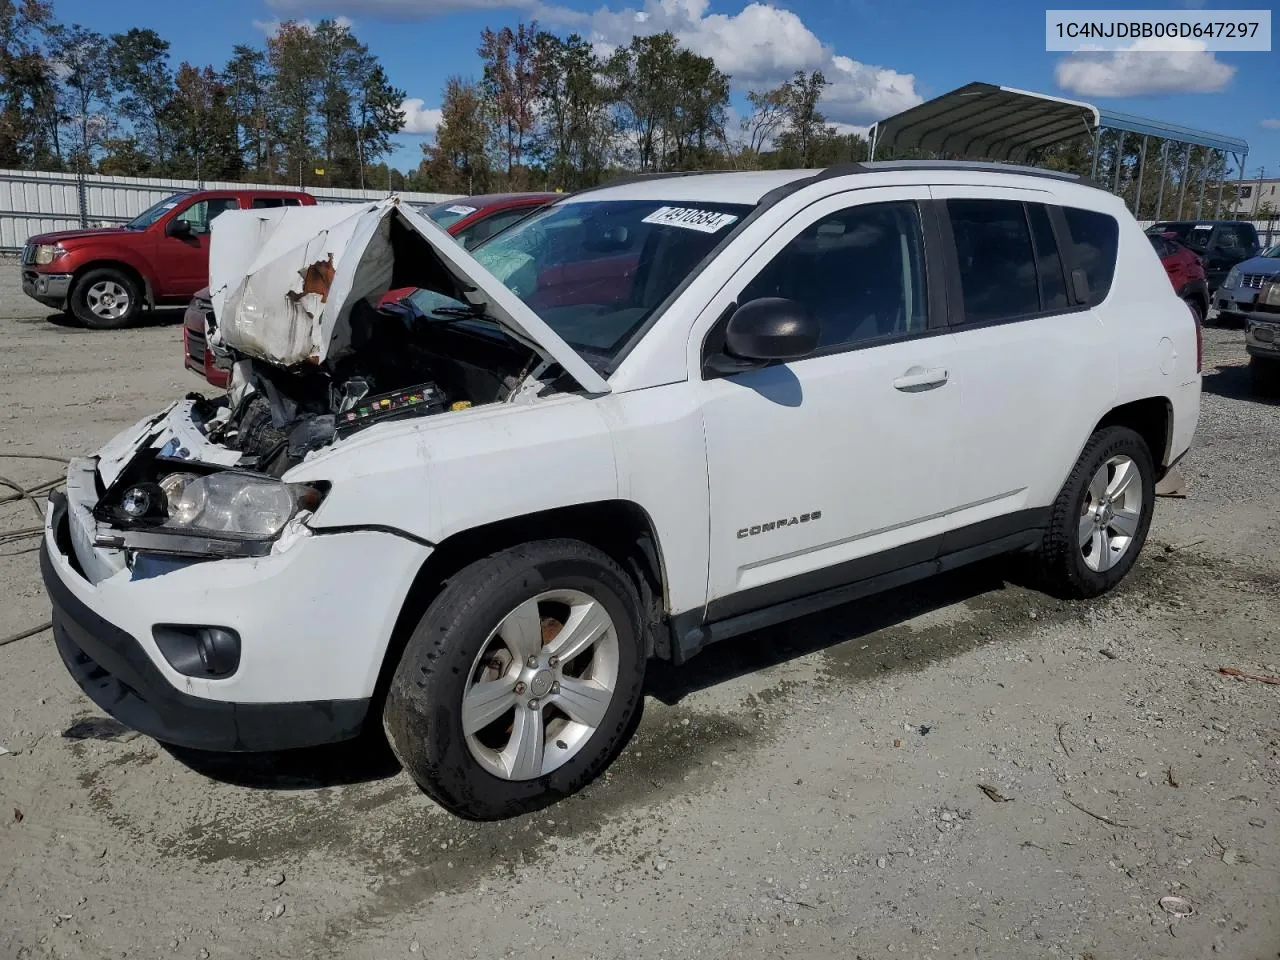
[814,159,1106,190]
[595,169,732,190]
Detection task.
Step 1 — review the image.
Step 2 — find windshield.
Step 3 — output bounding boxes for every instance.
[126,192,192,230]
[1262,243,1280,259]
[424,200,480,229]
[462,198,752,362]
[1149,222,1214,254]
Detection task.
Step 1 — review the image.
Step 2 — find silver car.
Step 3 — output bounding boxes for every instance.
[1216,243,1280,325]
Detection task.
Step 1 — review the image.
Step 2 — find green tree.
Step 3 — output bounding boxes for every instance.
[478,22,540,185]
[354,62,404,189]
[533,32,611,189]
[423,75,490,193]
[47,23,111,169]
[168,62,242,181]
[0,0,57,167]
[774,70,829,167]
[223,44,272,178]
[108,27,173,169]
[267,20,320,185]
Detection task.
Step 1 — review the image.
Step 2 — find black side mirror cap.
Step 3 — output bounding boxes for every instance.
[166,219,192,238]
[723,297,820,362]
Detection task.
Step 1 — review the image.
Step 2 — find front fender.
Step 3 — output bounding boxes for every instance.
[288,396,619,545]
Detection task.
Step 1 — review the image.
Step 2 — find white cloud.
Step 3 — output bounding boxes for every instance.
[400,98,443,135]
[263,0,920,125]
[1055,38,1235,97]
[253,14,353,33]
[538,0,922,125]
[1262,118,1280,130]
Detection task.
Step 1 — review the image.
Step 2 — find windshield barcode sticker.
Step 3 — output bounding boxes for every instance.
[642,206,739,233]
[446,205,477,216]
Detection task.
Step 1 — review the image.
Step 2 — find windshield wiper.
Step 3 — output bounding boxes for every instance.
[423,304,501,326]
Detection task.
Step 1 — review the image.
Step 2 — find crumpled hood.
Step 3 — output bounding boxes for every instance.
[206,197,608,394]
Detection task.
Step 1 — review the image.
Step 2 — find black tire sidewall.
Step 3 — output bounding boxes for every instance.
[71,268,141,329]
[1056,427,1156,596]
[384,541,645,820]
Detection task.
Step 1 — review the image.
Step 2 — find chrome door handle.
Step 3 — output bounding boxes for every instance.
[892,367,949,392]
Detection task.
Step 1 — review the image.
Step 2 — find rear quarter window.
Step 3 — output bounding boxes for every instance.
[1062,207,1119,305]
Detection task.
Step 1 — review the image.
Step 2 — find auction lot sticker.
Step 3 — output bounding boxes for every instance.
[642,206,740,233]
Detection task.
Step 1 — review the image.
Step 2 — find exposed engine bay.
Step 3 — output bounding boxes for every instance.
[204,296,552,476]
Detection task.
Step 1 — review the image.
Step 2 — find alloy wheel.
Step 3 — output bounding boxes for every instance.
[461,589,619,781]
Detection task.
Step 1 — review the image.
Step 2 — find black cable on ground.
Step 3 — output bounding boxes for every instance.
[1,453,69,646]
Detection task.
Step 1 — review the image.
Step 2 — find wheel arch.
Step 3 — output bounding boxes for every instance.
[1093,396,1173,474]
[71,260,153,308]
[369,500,672,720]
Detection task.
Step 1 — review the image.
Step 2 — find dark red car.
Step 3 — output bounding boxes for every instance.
[1149,232,1209,324]
[22,188,315,329]
[185,192,558,387]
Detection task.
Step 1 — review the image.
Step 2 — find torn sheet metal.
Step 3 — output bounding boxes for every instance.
[207,197,609,395]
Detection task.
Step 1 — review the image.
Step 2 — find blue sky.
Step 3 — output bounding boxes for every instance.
[55,0,1280,177]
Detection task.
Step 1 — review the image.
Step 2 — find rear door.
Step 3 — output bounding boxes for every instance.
[929,188,1113,527]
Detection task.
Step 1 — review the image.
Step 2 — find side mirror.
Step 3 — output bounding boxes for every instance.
[166,219,193,238]
[724,297,819,361]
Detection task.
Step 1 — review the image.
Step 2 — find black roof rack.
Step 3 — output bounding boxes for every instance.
[815,159,1105,190]
[587,159,1107,197]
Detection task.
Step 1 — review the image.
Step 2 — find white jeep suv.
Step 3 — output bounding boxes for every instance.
[41,162,1201,819]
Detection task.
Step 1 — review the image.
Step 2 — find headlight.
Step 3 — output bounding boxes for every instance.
[34,243,66,265]
[1223,267,1241,289]
[160,472,324,539]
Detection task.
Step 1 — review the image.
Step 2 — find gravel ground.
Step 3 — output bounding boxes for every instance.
[1,265,1278,960]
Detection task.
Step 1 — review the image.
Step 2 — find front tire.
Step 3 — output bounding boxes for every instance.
[1035,426,1155,599]
[70,268,142,329]
[383,539,645,820]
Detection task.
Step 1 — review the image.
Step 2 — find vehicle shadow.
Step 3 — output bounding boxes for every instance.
[43,307,187,330]
[167,560,1013,792]
[1201,361,1280,406]
[646,560,1010,705]
[164,727,402,790]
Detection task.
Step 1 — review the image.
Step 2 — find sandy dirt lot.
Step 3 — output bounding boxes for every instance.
[1,265,1278,960]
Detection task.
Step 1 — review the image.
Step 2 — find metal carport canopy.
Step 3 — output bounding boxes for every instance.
[1093,107,1248,155]
[868,82,1099,163]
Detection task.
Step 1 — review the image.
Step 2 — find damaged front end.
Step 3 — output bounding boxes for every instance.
[81,195,602,571]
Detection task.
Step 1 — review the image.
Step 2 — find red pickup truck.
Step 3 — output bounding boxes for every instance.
[20,188,315,329]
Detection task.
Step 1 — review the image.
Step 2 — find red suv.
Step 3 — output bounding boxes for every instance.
[21,188,315,329]
[1149,232,1209,324]
[185,191,557,387]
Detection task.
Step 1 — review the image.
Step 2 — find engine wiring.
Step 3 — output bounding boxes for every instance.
[0,453,68,646]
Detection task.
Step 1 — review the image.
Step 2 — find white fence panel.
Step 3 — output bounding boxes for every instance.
[1,168,460,251]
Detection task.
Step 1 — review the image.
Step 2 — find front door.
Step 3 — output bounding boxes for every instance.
[695,187,965,620]
[155,196,241,298]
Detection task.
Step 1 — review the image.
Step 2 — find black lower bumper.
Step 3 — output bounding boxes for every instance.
[40,500,370,753]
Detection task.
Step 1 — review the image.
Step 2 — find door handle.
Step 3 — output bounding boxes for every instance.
[892,367,949,392]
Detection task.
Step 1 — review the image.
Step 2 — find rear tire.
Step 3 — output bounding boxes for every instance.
[1035,426,1155,599]
[383,539,645,820]
[69,267,142,329]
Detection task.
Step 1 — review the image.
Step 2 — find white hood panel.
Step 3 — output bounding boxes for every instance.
[206,197,610,394]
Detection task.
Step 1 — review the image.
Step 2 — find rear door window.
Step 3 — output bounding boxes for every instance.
[945,199,1039,324]
[1061,207,1119,304]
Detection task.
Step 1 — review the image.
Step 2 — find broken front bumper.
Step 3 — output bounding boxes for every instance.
[41,453,432,752]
